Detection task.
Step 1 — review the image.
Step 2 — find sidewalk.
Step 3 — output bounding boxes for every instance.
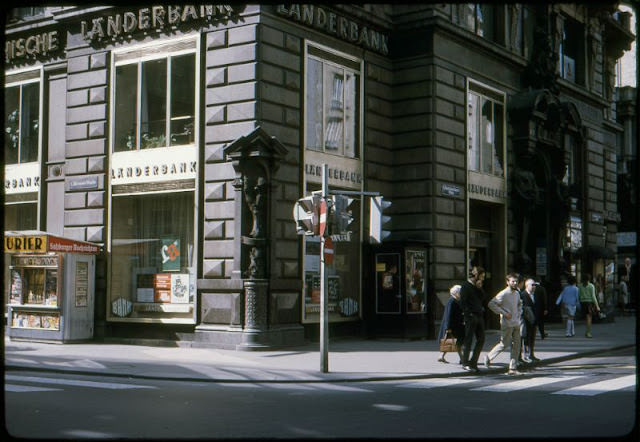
[4,316,636,383]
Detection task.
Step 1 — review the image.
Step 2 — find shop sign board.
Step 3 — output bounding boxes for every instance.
[4,163,40,195]
[80,5,238,43]
[617,231,637,247]
[467,171,506,204]
[276,4,390,56]
[4,233,100,254]
[304,150,362,190]
[111,146,197,186]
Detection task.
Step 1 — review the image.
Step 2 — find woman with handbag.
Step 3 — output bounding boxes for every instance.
[556,274,581,337]
[437,284,465,363]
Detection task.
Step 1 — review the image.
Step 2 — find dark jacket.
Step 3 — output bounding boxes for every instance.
[521,289,536,336]
[437,297,465,341]
[459,280,484,316]
[533,284,548,316]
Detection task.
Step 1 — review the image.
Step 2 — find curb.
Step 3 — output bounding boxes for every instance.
[5,344,634,384]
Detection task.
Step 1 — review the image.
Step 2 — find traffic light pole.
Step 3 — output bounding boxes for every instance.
[320,163,329,373]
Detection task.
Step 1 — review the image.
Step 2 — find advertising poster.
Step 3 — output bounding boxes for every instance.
[161,237,181,271]
[75,261,88,307]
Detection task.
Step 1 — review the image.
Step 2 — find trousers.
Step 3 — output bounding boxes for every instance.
[487,324,521,370]
[461,313,485,367]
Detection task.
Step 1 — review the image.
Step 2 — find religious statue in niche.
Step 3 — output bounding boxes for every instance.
[512,165,542,273]
[245,246,264,279]
[243,175,267,238]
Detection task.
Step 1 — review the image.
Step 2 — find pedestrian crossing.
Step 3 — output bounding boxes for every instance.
[4,373,635,397]
[397,374,635,396]
[5,374,157,392]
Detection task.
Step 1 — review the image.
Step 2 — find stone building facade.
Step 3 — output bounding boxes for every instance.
[4,4,634,348]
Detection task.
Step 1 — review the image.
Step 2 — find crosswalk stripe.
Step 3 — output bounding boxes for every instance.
[399,378,479,389]
[5,384,62,393]
[552,375,636,396]
[472,376,582,392]
[5,375,157,390]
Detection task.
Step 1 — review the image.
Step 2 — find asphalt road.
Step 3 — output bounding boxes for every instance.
[4,347,636,439]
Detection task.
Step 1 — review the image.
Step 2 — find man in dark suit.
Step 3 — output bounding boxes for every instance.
[521,278,539,362]
[533,280,548,339]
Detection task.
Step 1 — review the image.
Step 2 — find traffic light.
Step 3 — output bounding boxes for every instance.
[330,194,356,234]
[369,195,391,243]
[293,193,321,236]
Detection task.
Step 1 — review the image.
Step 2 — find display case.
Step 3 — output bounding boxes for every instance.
[4,231,99,342]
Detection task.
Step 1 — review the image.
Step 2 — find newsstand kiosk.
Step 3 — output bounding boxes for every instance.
[4,231,100,343]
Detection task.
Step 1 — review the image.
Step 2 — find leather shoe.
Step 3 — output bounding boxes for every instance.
[530,356,540,362]
[508,369,523,375]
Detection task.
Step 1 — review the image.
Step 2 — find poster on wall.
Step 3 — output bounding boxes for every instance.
[405,249,427,314]
[75,261,88,307]
[171,273,189,304]
[161,237,181,271]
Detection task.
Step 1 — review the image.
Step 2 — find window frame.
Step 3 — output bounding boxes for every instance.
[106,36,200,325]
[558,16,585,85]
[111,37,198,153]
[303,41,363,159]
[466,80,506,178]
[4,69,43,166]
[4,67,43,232]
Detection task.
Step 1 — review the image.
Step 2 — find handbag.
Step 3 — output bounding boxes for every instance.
[439,330,457,353]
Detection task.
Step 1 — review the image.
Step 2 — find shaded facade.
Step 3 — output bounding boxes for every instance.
[3,4,634,348]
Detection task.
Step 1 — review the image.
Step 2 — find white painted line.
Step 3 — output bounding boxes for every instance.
[5,375,157,390]
[552,375,636,396]
[472,376,583,392]
[5,384,62,393]
[399,378,479,389]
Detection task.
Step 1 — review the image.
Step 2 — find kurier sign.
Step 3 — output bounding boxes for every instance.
[4,232,100,254]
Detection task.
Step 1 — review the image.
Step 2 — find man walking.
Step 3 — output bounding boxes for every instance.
[534,281,548,339]
[522,278,540,361]
[483,273,523,375]
[460,266,486,372]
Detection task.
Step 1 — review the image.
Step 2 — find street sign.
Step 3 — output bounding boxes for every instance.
[318,198,328,237]
[324,236,334,266]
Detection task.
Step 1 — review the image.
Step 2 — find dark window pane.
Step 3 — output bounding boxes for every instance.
[141,59,167,149]
[4,203,37,230]
[114,64,138,151]
[20,82,40,163]
[170,54,195,146]
[4,86,19,164]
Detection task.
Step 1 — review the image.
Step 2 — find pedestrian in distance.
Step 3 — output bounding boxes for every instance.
[437,284,465,364]
[483,273,524,375]
[459,266,486,373]
[556,274,580,337]
[521,278,540,362]
[578,273,600,338]
[534,280,549,339]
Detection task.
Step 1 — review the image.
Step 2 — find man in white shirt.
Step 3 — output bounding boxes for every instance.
[483,273,523,375]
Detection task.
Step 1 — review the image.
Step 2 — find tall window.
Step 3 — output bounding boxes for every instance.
[558,17,585,85]
[4,80,39,165]
[467,85,505,176]
[305,44,361,158]
[460,4,505,45]
[114,47,195,151]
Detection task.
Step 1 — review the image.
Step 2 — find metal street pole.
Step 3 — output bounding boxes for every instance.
[320,163,329,373]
